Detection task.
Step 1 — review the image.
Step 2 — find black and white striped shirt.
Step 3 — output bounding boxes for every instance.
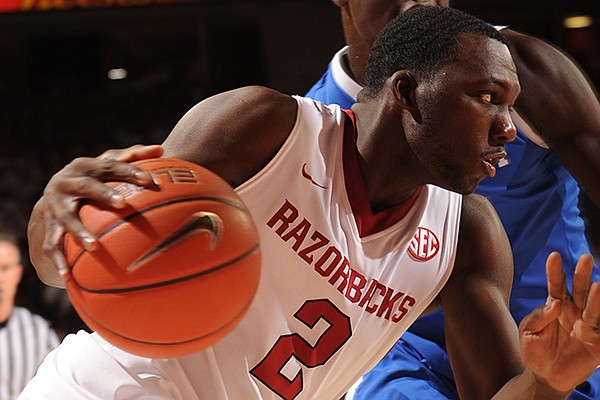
[0,307,59,400]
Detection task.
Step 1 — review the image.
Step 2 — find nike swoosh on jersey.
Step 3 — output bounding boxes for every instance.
[301,163,328,189]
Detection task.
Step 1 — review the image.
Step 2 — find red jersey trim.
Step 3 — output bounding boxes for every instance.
[342,110,421,238]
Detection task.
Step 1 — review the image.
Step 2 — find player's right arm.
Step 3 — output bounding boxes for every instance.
[445,194,600,400]
[28,86,298,288]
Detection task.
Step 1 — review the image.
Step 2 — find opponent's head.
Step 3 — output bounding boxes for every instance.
[363,6,520,194]
[0,234,23,312]
[332,0,451,83]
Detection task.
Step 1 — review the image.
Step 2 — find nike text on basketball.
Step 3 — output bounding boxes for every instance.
[267,200,416,323]
[113,182,145,199]
[152,168,199,184]
[113,167,200,199]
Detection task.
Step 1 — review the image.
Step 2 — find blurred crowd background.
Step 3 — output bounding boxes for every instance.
[0,0,598,337]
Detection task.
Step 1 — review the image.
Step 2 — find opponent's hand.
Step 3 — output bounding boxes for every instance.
[519,252,600,393]
[28,144,164,287]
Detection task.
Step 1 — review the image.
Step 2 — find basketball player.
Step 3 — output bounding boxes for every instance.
[0,233,59,399]
[306,1,600,399]
[21,8,600,400]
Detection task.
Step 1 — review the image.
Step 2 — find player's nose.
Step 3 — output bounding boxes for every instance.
[490,109,517,145]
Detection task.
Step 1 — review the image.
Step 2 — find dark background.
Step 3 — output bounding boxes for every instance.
[0,0,598,335]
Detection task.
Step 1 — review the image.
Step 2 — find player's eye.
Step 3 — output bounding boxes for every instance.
[480,93,493,103]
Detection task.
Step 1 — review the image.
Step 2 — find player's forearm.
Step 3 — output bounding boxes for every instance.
[491,369,570,400]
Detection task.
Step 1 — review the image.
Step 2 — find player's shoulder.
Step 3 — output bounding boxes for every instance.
[458,193,505,247]
[176,85,298,134]
[221,85,297,111]
[453,193,512,278]
[461,192,495,213]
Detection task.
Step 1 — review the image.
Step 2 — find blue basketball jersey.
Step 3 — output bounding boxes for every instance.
[306,47,600,347]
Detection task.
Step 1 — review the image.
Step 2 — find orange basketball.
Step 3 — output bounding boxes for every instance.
[63,158,261,358]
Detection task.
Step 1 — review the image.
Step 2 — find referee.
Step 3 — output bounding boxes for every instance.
[0,233,59,399]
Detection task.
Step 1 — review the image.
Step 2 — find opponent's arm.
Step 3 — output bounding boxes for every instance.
[28,86,297,288]
[506,27,600,275]
[505,29,600,206]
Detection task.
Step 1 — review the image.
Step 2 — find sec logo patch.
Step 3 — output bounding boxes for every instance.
[408,227,439,261]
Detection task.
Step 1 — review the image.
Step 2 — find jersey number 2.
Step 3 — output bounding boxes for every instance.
[250,299,352,400]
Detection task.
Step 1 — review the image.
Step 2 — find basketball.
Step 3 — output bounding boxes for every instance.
[62,157,261,358]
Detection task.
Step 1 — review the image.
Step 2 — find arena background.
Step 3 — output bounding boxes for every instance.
[0,0,598,336]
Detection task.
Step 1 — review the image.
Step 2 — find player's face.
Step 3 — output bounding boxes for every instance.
[405,33,520,194]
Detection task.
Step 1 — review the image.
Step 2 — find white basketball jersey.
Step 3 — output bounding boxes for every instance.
[153,96,461,399]
[22,96,462,400]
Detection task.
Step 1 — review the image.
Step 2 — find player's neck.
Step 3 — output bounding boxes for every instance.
[353,102,425,211]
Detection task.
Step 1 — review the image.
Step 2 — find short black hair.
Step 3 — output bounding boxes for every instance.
[364,6,508,96]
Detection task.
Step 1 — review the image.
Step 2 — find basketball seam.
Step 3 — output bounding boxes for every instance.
[72,244,260,293]
[68,196,246,270]
[70,287,256,348]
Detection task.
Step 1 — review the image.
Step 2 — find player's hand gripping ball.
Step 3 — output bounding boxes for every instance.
[63,158,261,358]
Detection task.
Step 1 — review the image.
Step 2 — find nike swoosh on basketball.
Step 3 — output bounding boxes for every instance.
[127,211,224,271]
[302,163,328,189]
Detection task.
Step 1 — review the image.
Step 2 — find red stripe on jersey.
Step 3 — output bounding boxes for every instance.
[342,110,421,237]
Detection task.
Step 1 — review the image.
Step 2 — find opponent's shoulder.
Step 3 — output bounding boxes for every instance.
[502,29,586,84]
[501,29,600,146]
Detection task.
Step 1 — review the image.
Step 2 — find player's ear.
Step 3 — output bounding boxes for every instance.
[391,70,421,122]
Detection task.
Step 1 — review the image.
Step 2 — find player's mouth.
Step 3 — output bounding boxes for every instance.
[482,150,508,177]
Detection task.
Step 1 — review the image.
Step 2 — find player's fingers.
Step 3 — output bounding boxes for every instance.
[582,282,600,330]
[50,174,128,209]
[519,299,561,334]
[44,196,97,248]
[41,213,69,284]
[44,177,100,250]
[126,144,164,161]
[67,157,154,188]
[573,254,594,310]
[54,208,97,251]
[98,144,164,163]
[546,252,568,300]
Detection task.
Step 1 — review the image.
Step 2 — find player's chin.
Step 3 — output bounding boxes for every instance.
[462,178,484,195]
[437,172,481,195]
